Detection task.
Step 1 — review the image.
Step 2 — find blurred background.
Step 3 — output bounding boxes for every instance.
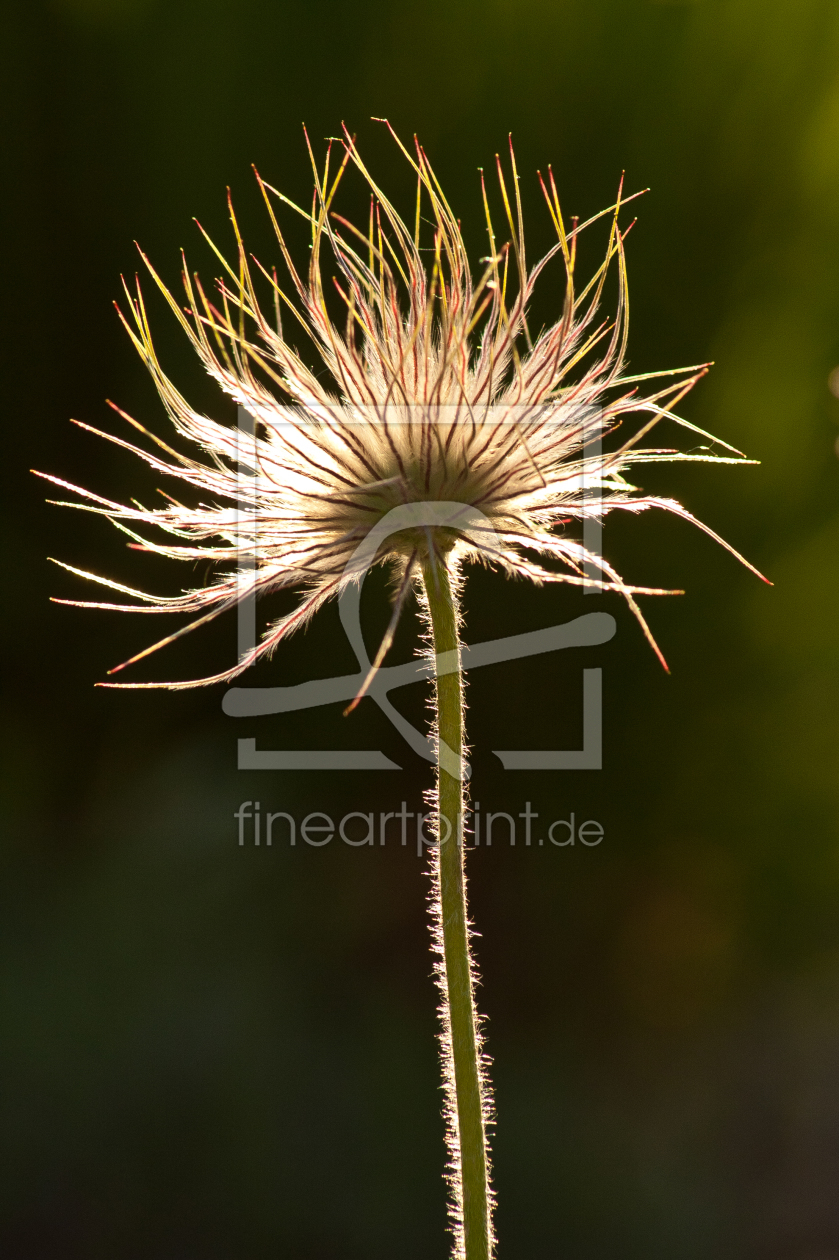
[3,0,839,1256]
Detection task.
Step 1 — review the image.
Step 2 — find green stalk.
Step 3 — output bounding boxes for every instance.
[421,551,493,1260]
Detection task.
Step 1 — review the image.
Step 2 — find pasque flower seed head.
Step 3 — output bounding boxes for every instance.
[37,123,765,688]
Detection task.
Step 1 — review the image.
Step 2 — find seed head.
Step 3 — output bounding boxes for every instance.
[37,122,764,687]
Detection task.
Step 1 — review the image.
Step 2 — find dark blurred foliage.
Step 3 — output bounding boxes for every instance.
[3,0,839,1256]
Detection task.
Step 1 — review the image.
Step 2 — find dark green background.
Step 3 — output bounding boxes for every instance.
[4,0,839,1256]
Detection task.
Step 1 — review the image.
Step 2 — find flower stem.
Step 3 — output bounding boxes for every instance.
[421,552,493,1260]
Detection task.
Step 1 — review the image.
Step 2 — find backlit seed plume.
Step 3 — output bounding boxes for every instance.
[37,123,765,687]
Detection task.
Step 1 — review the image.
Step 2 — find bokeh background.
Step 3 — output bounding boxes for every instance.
[4,0,839,1256]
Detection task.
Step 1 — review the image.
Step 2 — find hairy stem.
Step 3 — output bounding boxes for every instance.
[421,552,493,1260]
